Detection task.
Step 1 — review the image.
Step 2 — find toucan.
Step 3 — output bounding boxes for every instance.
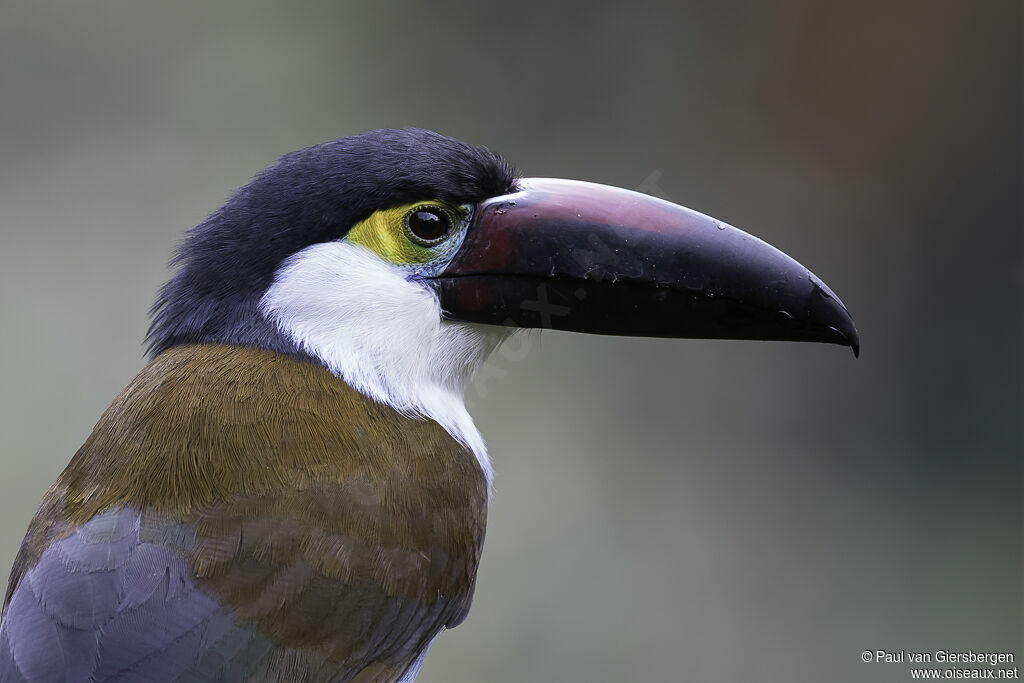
[0,129,858,682]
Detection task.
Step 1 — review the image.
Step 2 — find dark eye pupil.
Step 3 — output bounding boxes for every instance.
[407,208,450,243]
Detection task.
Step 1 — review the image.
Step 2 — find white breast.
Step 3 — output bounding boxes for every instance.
[260,240,512,491]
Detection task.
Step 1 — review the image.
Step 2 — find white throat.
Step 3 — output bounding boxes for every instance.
[259,241,510,490]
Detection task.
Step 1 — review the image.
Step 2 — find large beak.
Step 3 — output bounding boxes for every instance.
[432,178,859,356]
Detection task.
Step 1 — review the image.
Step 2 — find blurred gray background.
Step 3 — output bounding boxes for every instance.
[1,2,1020,682]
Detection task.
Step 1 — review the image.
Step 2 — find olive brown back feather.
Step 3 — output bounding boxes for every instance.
[1,345,487,681]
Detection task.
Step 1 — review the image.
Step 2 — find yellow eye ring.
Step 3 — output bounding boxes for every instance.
[404,205,454,247]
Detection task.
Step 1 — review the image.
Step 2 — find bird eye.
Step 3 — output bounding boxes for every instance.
[405,206,453,246]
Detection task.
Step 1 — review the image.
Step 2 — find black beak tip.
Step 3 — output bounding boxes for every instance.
[836,324,861,358]
[807,274,859,358]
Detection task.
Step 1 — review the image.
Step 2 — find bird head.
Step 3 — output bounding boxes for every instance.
[148,128,858,475]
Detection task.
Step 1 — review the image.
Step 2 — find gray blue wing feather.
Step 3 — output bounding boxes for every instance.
[0,508,268,682]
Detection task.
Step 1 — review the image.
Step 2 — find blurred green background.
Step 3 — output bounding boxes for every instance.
[0,2,1020,682]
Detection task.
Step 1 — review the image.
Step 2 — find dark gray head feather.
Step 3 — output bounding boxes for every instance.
[146,128,517,358]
